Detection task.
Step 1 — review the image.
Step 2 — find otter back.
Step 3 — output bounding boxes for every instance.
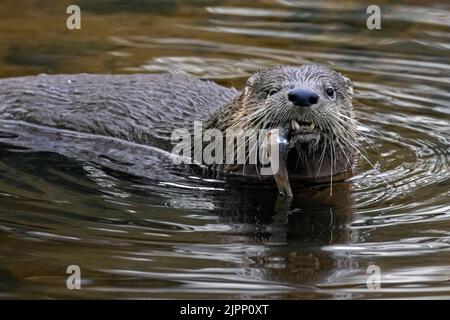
[0,73,239,150]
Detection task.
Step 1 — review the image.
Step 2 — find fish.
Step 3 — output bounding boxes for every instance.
[267,127,293,198]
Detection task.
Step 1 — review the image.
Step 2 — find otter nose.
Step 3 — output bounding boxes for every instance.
[288,88,319,107]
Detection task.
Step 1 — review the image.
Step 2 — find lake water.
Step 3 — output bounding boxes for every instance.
[0,0,449,299]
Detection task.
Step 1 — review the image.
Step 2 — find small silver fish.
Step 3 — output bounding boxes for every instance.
[267,127,293,198]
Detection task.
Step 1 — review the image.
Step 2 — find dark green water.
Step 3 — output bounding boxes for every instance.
[0,0,449,299]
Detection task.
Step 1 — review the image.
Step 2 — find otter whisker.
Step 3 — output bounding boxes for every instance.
[316,140,329,178]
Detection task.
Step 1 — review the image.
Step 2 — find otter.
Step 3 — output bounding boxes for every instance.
[0,64,356,196]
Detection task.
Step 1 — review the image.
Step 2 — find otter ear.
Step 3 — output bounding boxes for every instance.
[342,75,353,96]
[244,71,261,95]
[246,71,261,88]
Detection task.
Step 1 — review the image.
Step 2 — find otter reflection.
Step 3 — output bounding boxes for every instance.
[208,180,354,287]
[214,181,352,243]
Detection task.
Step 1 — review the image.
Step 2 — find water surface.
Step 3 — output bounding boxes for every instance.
[0,0,449,299]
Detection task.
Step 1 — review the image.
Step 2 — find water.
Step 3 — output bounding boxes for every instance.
[0,0,449,299]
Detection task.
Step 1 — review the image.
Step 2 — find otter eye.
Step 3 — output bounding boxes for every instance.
[267,89,278,97]
[326,87,335,98]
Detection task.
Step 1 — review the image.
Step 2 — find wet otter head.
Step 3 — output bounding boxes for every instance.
[204,64,356,190]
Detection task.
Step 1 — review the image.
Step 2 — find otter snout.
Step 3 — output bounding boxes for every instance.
[288,88,319,107]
